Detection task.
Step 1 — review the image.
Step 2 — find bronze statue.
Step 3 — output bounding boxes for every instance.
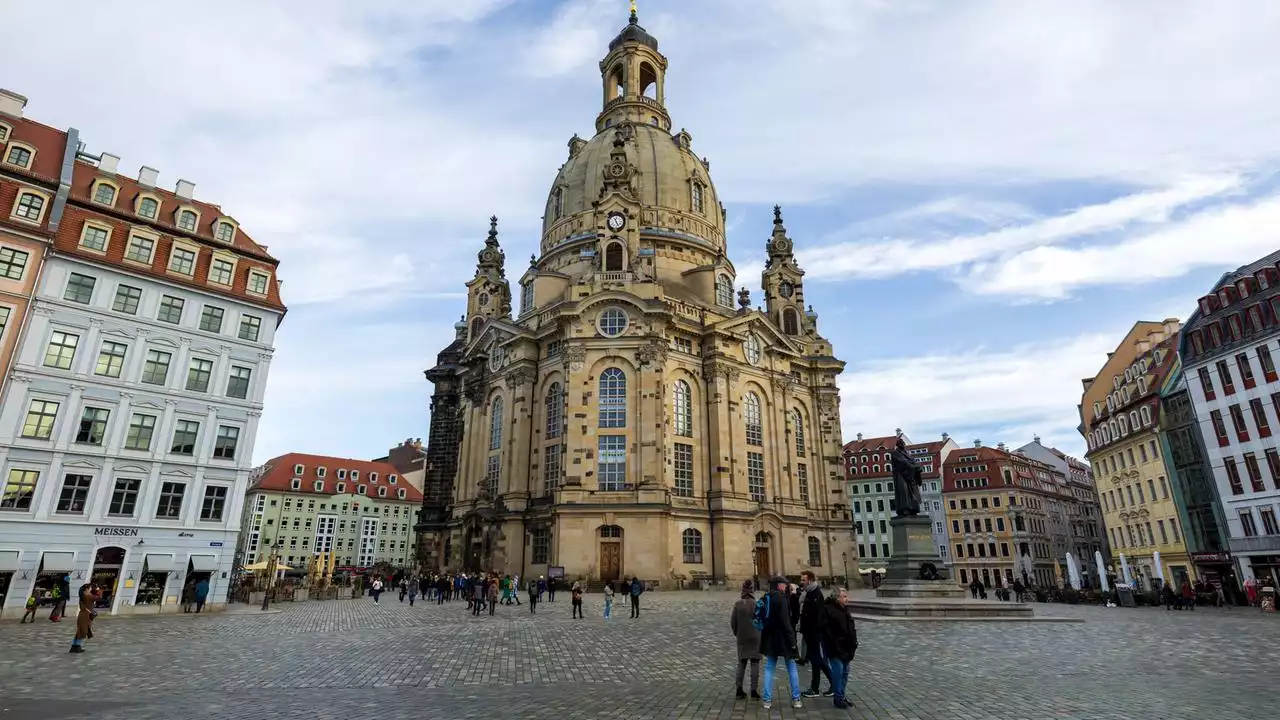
[890,437,924,517]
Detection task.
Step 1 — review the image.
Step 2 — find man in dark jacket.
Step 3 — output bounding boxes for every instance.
[821,587,858,709]
[798,571,834,698]
[758,576,803,710]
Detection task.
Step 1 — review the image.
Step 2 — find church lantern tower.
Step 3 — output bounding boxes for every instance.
[761,206,809,337]
[464,216,512,342]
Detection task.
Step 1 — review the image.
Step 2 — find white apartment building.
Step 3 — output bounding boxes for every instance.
[1181,251,1280,588]
[0,139,284,616]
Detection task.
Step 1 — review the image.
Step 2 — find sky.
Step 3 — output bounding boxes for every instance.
[4,0,1279,464]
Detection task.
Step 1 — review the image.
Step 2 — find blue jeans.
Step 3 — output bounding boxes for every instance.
[604,597,613,618]
[828,657,849,701]
[761,656,801,703]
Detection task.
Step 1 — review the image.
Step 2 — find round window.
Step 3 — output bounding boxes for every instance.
[598,307,629,337]
[745,334,762,365]
[488,345,505,370]
[478,293,490,307]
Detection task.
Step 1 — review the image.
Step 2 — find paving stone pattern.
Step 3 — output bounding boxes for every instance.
[0,592,1276,720]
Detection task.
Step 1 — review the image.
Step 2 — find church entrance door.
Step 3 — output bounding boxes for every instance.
[600,543,621,582]
[755,547,771,579]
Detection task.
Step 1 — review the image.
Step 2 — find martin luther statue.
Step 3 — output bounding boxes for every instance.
[890,437,924,517]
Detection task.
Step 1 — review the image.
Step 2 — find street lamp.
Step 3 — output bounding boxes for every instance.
[842,551,849,586]
[261,540,282,611]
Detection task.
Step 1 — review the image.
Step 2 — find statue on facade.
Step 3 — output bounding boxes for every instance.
[890,437,923,517]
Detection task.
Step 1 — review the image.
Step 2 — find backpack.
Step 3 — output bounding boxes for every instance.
[752,593,771,631]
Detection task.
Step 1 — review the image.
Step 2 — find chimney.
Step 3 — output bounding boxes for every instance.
[98,153,120,175]
[1033,434,1041,444]
[138,166,159,188]
[894,427,902,437]
[1163,317,1181,337]
[856,432,863,441]
[974,439,982,448]
[0,89,27,118]
[997,442,1006,452]
[176,179,195,200]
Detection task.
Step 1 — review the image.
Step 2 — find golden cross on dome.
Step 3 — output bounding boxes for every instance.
[630,0,638,18]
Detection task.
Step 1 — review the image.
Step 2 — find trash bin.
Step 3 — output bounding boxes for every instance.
[1261,587,1276,613]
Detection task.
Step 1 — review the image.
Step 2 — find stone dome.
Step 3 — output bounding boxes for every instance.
[541,122,725,254]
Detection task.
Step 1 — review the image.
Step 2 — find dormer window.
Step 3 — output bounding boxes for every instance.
[0,123,9,142]
[12,191,47,223]
[177,208,198,232]
[78,222,111,253]
[389,474,398,485]
[293,463,305,476]
[357,485,367,496]
[137,196,159,219]
[313,480,324,492]
[247,270,270,297]
[91,181,118,207]
[317,467,326,478]
[337,469,347,480]
[377,487,387,498]
[351,470,360,481]
[335,482,346,493]
[290,478,302,490]
[215,221,235,243]
[168,245,197,276]
[208,258,234,286]
[715,274,733,308]
[397,488,407,499]
[370,472,379,483]
[4,143,34,169]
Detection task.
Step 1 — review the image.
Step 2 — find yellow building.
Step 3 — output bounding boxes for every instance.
[240,454,422,572]
[1081,321,1197,587]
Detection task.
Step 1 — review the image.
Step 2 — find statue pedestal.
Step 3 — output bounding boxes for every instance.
[877,515,965,600]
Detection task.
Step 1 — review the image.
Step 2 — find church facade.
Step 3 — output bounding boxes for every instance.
[416,10,857,586]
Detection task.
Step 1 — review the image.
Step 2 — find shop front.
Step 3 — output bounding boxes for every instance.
[0,521,236,617]
[1247,555,1280,587]
[1192,551,1235,586]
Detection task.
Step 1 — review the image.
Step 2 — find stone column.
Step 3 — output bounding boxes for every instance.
[503,366,536,497]
[562,343,587,487]
[74,319,104,376]
[701,361,738,496]
[635,339,667,489]
[106,392,135,452]
[125,330,150,382]
[169,339,192,393]
[771,374,795,502]
[53,384,86,451]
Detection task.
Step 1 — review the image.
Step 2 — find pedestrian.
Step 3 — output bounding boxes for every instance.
[408,580,418,607]
[798,571,834,698]
[20,592,37,623]
[511,574,522,605]
[49,580,66,623]
[730,579,761,700]
[547,577,557,603]
[488,576,499,616]
[472,578,485,616]
[399,578,408,603]
[194,577,209,613]
[629,576,644,618]
[572,581,584,619]
[69,583,101,654]
[758,575,803,710]
[603,581,614,619]
[181,582,195,613]
[370,577,384,604]
[528,577,539,614]
[820,587,858,709]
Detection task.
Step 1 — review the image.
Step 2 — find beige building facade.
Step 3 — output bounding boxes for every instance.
[420,10,856,587]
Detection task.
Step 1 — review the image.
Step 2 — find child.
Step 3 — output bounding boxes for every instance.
[20,593,37,623]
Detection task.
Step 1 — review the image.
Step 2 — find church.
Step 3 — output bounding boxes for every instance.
[415,8,857,587]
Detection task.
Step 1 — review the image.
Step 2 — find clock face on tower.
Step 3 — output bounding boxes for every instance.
[607,212,626,231]
[779,281,794,298]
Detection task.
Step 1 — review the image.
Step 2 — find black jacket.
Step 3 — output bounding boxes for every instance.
[758,589,799,659]
[820,597,858,662]
[799,585,825,638]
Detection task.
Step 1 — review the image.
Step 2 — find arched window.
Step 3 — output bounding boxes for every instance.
[489,397,504,450]
[545,382,563,439]
[744,392,762,446]
[552,188,563,219]
[673,380,692,437]
[807,536,822,567]
[692,182,704,213]
[793,409,806,457]
[715,274,733,308]
[600,525,623,538]
[640,62,658,99]
[755,531,771,544]
[604,242,624,272]
[470,317,483,340]
[178,209,198,232]
[610,65,625,98]
[1139,405,1152,426]
[599,368,627,428]
[783,308,799,335]
[682,528,703,563]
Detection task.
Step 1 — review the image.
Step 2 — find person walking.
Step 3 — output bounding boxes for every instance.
[20,592,37,623]
[472,578,485,616]
[798,571,834,698]
[820,587,858,709]
[408,580,418,607]
[547,577,557,603]
[487,576,499,616]
[758,576,803,710]
[603,582,614,619]
[629,576,644,618]
[194,578,209,613]
[730,580,762,700]
[69,583,101,654]
[370,577,384,604]
[571,581,584,619]
[528,577,539,614]
[511,574,522,605]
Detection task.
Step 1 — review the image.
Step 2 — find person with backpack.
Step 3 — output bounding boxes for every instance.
[757,575,803,710]
[821,587,858,709]
[629,576,644,618]
[798,571,834,698]
[729,580,761,699]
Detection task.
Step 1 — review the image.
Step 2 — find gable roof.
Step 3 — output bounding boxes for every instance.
[708,309,803,355]
[252,453,423,502]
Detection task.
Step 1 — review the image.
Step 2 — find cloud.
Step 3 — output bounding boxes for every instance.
[837,333,1117,458]
[520,0,616,78]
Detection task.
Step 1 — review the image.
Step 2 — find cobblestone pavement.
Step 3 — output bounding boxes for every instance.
[0,591,1277,720]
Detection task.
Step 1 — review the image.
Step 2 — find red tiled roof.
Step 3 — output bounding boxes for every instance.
[252,453,424,502]
[2,116,69,183]
[842,435,898,454]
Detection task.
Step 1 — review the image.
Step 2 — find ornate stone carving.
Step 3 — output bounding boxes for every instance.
[816,393,838,414]
[701,361,740,384]
[635,339,668,366]
[69,384,86,392]
[562,342,587,372]
[206,405,219,413]
[247,411,263,418]
[463,367,490,404]
[119,392,135,399]
[164,399,179,406]
[771,374,794,394]
[258,352,274,361]
[11,375,31,384]
[505,366,536,389]
[33,302,53,316]
[220,345,233,354]
[88,318,104,328]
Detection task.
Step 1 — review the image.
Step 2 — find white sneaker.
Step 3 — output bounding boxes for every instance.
[761,700,772,710]
[791,699,802,709]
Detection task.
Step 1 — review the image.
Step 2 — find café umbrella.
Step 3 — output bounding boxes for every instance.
[243,560,292,573]
[1066,552,1082,590]
[1120,553,1134,586]
[1095,550,1110,592]
[1153,550,1165,587]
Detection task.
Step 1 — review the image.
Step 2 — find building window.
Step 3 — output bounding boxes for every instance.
[674,442,694,497]
[195,306,225,334]
[215,222,235,242]
[552,188,564,220]
[1237,353,1256,389]
[157,295,184,324]
[1198,367,1215,400]
[484,454,501,498]
[1239,509,1258,537]
[1259,345,1278,381]
[239,314,262,342]
[1,469,39,511]
[782,308,800,335]
[171,420,200,455]
[797,462,809,505]
[111,285,142,315]
[747,451,766,502]
[599,368,627,428]
[213,426,240,460]
[598,435,627,491]
[691,182,704,213]
[125,234,155,264]
[1218,360,1236,394]
[55,473,93,514]
[1224,457,1243,495]
[1244,453,1266,492]
[92,183,117,206]
[108,478,140,516]
[156,482,186,519]
[1261,507,1280,536]
[520,282,534,315]
[793,409,806,457]
[1251,398,1272,438]
[247,271,270,296]
[124,414,157,451]
[531,527,550,564]
[21,399,60,439]
[673,379,693,437]
[13,192,44,221]
[807,536,822,567]
[79,335,125,378]
[5,145,33,168]
[598,307,628,337]
[542,444,562,496]
[207,258,234,286]
[1229,404,1250,442]
[141,349,172,385]
[226,365,252,399]
[0,247,29,280]
[715,274,733,308]
[43,330,79,369]
[168,246,196,275]
[744,392,763,446]
[63,273,96,304]
[1210,410,1230,446]
[604,242,624,272]
[177,209,198,232]
[138,196,159,219]
[201,486,228,521]
[545,382,563,438]
[682,528,703,563]
[489,397,504,450]
[80,224,110,251]
[186,357,214,392]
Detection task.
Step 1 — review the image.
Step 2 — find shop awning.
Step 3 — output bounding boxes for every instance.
[143,554,175,572]
[0,550,20,572]
[40,551,75,573]
[188,554,218,573]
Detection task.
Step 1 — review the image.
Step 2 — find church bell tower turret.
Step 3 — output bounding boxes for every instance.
[596,4,671,133]
[464,216,512,341]
[761,205,809,338]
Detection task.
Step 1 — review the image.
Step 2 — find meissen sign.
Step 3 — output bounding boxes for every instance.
[94,527,139,537]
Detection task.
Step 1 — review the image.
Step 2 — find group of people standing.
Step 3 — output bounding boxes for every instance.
[366,572,651,619]
[730,571,858,710]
